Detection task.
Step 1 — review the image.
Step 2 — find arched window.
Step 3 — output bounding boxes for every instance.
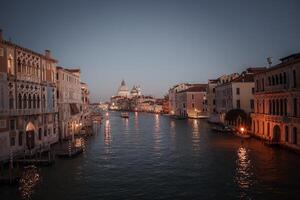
[284,99,287,116]
[293,127,298,145]
[269,100,272,114]
[285,126,289,142]
[38,128,42,140]
[276,99,279,115]
[280,99,283,116]
[18,94,22,109]
[267,123,270,136]
[42,94,46,109]
[28,94,32,109]
[272,76,275,85]
[37,95,40,108]
[279,74,283,84]
[275,75,279,85]
[272,99,276,115]
[9,94,14,109]
[23,94,27,109]
[17,60,22,73]
[33,94,36,109]
[283,72,287,84]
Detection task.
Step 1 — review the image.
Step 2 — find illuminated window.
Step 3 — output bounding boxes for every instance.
[7,54,14,74]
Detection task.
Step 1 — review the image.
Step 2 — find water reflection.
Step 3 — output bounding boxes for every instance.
[123,118,129,132]
[153,114,161,153]
[191,119,201,152]
[192,119,200,138]
[134,112,139,130]
[104,119,111,146]
[19,165,41,200]
[235,146,253,197]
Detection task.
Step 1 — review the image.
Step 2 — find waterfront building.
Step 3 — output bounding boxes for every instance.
[214,68,266,125]
[175,85,208,118]
[80,82,91,128]
[251,53,300,150]
[168,83,197,115]
[0,30,58,160]
[56,67,82,140]
[162,95,169,114]
[207,79,218,122]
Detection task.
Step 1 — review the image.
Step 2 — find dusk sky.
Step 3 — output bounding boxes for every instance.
[1,0,300,102]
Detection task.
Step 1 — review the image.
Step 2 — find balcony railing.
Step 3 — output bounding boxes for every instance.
[251,113,300,124]
[0,108,58,116]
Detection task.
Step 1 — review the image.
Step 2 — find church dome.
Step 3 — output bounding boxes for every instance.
[117,80,129,97]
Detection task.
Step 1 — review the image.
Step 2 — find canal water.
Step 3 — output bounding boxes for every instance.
[1,111,300,200]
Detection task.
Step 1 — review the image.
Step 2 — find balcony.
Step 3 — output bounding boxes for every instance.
[0,108,46,116]
[251,113,300,124]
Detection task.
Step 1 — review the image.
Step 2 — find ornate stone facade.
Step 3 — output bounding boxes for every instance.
[0,31,58,160]
[252,53,300,150]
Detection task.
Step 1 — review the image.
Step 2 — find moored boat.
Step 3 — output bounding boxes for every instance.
[235,127,251,139]
[211,125,232,133]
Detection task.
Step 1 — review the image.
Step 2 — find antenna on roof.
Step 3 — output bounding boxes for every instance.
[267,57,272,67]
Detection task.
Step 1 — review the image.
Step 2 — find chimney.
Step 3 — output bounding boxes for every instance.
[0,29,3,41]
[267,57,272,68]
[45,49,51,58]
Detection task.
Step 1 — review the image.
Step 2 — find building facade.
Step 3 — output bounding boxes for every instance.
[214,69,265,123]
[175,85,208,118]
[168,83,197,115]
[252,53,300,151]
[0,30,58,160]
[56,67,82,140]
[80,82,91,128]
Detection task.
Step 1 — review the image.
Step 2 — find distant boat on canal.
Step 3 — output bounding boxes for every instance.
[120,112,129,118]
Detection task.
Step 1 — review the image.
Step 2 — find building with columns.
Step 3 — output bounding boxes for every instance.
[252,53,300,150]
[0,30,58,160]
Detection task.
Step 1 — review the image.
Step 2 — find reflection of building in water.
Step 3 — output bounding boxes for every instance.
[134,112,139,129]
[19,166,41,200]
[192,119,200,136]
[235,147,252,192]
[104,119,111,145]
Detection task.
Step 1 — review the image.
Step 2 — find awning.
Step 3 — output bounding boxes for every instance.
[70,103,80,115]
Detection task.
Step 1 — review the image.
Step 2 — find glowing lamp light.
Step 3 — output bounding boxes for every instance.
[240,127,245,133]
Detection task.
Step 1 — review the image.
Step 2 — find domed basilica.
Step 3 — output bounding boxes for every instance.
[117,80,141,98]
